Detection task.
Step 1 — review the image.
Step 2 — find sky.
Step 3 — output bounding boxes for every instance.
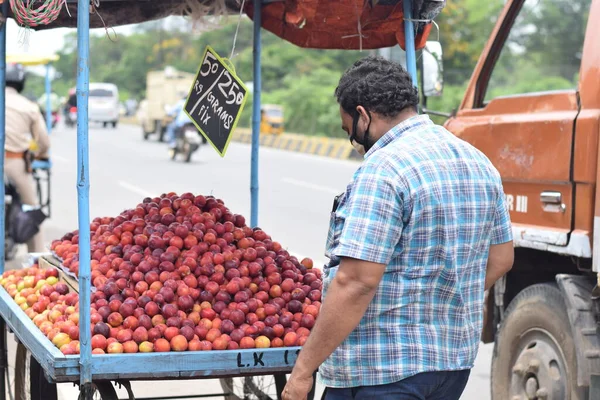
[6,18,136,56]
[5,13,213,57]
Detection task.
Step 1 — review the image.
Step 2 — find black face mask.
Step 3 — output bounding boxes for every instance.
[349,110,373,152]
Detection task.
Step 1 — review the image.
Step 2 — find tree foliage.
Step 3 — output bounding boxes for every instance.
[23,0,592,136]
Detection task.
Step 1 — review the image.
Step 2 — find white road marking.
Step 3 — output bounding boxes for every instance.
[118,181,153,198]
[281,177,341,195]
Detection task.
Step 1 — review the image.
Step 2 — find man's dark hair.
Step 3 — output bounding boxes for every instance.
[335,55,419,118]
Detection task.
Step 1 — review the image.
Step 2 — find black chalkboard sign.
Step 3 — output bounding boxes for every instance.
[184,46,248,157]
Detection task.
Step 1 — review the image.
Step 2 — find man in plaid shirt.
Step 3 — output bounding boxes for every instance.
[283,56,514,399]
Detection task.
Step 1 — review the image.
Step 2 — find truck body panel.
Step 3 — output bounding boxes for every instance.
[445,0,600,262]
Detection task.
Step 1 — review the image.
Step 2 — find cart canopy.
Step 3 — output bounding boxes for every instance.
[3,0,444,50]
[6,54,59,66]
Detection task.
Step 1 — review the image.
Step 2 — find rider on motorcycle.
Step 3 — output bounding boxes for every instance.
[165,93,193,150]
[5,63,50,253]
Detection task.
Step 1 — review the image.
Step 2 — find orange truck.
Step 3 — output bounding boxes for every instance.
[426,0,600,398]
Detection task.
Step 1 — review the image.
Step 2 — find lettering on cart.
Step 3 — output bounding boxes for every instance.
[184,46,248,157]
[235,350,301,368]
[236,352,265,368]
[505,194,528,213]
[284,349,301,365]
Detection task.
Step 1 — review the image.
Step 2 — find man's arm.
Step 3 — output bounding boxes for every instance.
[284,161,403,399]
[289,163,402,381]
[485,241,513,290]
[30,112,50,158]
[485,182,514,290]
[291,257,386,379]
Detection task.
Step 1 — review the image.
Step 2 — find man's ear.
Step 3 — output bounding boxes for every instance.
[356,106,370,124]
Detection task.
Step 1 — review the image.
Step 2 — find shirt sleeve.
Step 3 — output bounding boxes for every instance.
[491,186,513,245]
[335,163,404,265]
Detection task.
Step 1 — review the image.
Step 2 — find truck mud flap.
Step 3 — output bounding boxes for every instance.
[556,274,600,387]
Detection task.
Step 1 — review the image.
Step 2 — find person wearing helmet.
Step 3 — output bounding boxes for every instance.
[5,63,50,253]
[165,92,192,150]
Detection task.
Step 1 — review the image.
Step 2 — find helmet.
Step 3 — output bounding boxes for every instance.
[6,63,26,85]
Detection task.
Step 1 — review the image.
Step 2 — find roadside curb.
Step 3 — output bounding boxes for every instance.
[233,129,362,160]
[122,119,362,161]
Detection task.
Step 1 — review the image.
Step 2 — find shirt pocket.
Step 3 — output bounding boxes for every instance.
[325,193,346,263]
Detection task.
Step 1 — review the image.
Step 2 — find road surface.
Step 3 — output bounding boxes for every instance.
[7,122,493,399]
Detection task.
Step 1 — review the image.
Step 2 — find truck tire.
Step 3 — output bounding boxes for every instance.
[491,283,586,400]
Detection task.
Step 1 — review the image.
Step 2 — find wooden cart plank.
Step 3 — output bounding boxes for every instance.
[3,329,302,382]
[87,347,300,379]
[0,287,64,380]
[41,254,61,267]
[38,256,79,294]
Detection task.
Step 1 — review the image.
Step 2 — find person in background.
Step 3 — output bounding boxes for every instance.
[282,55,514,400]
[64,88,77,113]
[5,63,50,253]
[165,93,192,151]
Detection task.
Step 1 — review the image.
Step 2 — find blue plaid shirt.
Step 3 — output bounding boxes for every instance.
[320,114,512,388]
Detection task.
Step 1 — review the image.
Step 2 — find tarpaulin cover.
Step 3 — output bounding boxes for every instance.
[245,0,445,50]
[3,0,240,31]
[2,0,444,50]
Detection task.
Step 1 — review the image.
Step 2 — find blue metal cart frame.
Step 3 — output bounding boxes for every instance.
[0,0,420,398]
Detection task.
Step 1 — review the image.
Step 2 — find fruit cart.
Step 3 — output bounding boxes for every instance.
[0,0,439,399]
[2,263,312,400]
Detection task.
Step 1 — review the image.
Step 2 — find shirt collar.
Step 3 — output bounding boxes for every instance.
[6,87,17,95]
[364,114,433,159]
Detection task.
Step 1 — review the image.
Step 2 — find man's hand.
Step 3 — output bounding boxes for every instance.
[282,370,314,400]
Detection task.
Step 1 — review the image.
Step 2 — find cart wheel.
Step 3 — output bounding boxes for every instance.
[220,374,315,400]
[77,381,119,400]
[15,341,58,400]
[220,376,276,400]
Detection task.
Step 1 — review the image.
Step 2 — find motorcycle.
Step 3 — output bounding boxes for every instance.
[169,123,206,163]
[65,106,77,128]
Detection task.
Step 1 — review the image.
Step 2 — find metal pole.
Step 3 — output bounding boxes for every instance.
[0,0,8,273]
[76,0,93,396]
[0,3,9,398]
[403,0,419,89]
[250,0,261,228]
[45,63,52,134]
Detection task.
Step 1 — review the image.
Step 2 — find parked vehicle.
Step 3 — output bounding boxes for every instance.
[88,83,120,128]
